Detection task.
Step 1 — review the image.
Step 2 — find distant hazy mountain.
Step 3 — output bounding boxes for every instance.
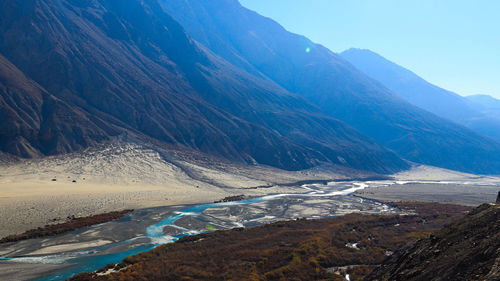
[341,48,500,142]
[0,0,407,173]
[467,94,500,109]
[161,0,500,174]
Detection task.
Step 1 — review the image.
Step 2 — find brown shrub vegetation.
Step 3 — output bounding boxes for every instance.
[0,210,133,243]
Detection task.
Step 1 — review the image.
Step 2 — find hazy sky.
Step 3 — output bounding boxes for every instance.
[240,0,500,98]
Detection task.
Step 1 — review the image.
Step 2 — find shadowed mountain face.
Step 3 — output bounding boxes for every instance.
[0,54,116,158]
[341,48,500,142]
[0,0,408,173]
[160,0,500,174]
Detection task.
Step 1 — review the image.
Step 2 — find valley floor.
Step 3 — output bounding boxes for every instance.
[69,202,474,281]
[0,144,499,280]
[1,143,499,240]
[0,142,352,238]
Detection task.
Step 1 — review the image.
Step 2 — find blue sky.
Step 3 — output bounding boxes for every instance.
[240,0,500,98]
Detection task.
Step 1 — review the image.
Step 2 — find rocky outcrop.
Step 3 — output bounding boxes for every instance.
[366,203,500,281]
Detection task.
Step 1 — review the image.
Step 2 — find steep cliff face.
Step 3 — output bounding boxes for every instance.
[161,0,500,175]
[0,0,407,173]
[367,203,500,281]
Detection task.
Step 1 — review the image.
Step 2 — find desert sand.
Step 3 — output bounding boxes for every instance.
[0,141,349,238]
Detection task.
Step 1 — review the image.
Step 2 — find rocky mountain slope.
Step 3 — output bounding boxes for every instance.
[341,48,500,142]
[367,203,500,281]
[161,0,500,174]
[0,0,407,173]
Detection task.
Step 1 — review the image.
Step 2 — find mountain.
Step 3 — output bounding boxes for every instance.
[467,94,500,111]
[467,94,500,120]
[160,0,500,174]
[0,0,407,173]
[367,203,500,281]
[341,48,500,142]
